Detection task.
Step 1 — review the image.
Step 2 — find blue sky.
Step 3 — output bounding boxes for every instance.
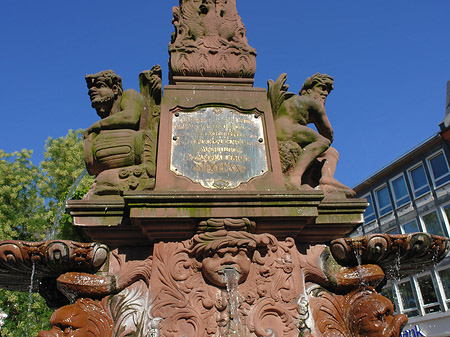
[1,1,449,188]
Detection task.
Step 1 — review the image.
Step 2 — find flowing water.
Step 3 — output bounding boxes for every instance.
[26,261,36,336]
[353,244,367,286]
[46,168,87,240]
[224,268,242,337]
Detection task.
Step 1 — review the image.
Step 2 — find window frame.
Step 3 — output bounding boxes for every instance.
[361,192,377,223]
[381,282,398,314]
[426,150,450,188]
[420,209,446,237]
[394,277,420,317]
[374,184,393,217]
[439,202,450,236]
[400,219,420,234]
[436,265,450,310]
[415,271,442,315]
[407,162,431,199]
[389,173,411,208]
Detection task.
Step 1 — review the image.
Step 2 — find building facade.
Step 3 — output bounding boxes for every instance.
[353,81,450,337]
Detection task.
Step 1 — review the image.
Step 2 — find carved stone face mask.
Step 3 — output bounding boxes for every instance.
[201,246,252,287]
[350,291,408,337]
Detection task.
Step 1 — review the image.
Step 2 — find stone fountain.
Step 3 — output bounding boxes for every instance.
[0,1,449,336]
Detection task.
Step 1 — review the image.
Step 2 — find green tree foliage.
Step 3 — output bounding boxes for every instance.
[0,149,45,241]
[0,129,94,336]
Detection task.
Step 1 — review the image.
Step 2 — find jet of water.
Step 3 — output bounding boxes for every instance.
[46,168,87,240]
[224,268,242,337]
[26,260,36,336]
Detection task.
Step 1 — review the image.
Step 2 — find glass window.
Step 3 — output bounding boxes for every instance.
[375,186,392,216]
[422,211,445,236]
[428,152,450,187]
[390,175,411,208]
[398,279,419,317]
[417,274,441,314]
[381,284,398,313]
[444,204,450,224]
[386,227,399,235]
[438,268,450,302]
[401,220,419,234]
[363,193,376,223]
[409,164,430,198]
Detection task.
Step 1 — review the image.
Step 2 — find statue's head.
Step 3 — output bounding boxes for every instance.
[37,298,113,337]
[348,288,407,337]
[299,73,334,104]
[190,230,268,288]
[85,70,123,118]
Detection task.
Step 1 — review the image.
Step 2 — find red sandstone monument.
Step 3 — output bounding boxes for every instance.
[0,1,448,336]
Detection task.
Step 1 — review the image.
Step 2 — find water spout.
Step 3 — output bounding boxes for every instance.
[223,268,243,337]
[26,260,36,336]
[46,169,87,240]
[352,242,367,286]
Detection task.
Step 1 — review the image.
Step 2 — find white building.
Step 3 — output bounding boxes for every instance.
[352,81,450,337]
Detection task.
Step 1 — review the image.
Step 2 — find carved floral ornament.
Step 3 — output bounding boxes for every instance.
[169,0,257,81]
[0,232,447,336]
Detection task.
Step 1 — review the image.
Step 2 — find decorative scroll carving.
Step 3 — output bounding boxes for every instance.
[0,233,446,336]
[150,230,302,337]
[139,65,162,133]
[169,0,256,82]
[307,285,408,337]
[268,73,355,197]
[197,218,256,233]
[107,281,161,337]
[329,233,450,279]
[83,69,160,199]
[56,250,153,301]
[0,240,107,292]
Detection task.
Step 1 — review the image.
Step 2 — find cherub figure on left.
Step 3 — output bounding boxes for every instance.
[83,70,158,199]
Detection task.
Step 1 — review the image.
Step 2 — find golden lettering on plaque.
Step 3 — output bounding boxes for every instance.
[171,107,268,189]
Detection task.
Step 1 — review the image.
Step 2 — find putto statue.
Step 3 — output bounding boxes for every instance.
[268,73,355,197]
[83,68,161,199]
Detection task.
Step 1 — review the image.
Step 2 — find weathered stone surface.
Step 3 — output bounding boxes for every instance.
[169,0,256,84]
[83,68,160,199]
[68,191,368,247]
[3,2,447,337]
[330,232,450,279]
[0,232,446,336]
[0,240,107,308]
[307,286,408,337]
[155,84,286,193]
[268,73,355,197]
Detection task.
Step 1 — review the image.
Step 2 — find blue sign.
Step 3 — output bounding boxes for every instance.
[401,325,426,337]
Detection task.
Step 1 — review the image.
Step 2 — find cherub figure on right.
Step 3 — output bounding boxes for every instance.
[268,73,355,197]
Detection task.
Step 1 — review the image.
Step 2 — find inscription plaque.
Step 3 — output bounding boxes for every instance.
[171,107,268,189]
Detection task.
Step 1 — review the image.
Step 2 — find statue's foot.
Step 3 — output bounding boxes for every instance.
[284,175,312,190]
[319,176,356,197]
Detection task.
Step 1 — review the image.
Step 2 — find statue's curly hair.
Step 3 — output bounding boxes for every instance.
[85,70,123,95]
[299,73,334,96]
[52,298,113,336]
[189,230,277,265]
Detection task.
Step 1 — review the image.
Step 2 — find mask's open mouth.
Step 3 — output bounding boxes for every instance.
[219,266,240,275]
[199,4,208,15]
